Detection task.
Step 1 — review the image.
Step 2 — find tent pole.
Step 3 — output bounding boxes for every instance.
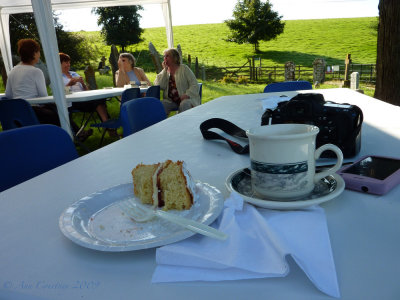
[0,12,13,73]
[31,0,73,138]
[162,0,174,48]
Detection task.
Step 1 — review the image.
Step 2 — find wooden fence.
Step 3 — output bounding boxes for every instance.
[190,58,376,84]
[329,64,376,83]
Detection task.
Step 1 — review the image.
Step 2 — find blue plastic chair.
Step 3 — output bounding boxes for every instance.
[263,81,312,93]
[120,97,166,137]
[0,124,79,192]
[146,85,160,99]
[90,87,141,144]
[120,87,141,105]
[0,99,40,130]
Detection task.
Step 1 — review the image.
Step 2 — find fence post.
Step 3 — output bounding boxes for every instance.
[252,56,256,81]
[249,58,253,81]
[195,57,199,78]
[343,53,351,88]
[188,54,191,69]
[370,64,373,82]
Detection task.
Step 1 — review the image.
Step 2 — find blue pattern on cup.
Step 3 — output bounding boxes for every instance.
[251,160,308,174]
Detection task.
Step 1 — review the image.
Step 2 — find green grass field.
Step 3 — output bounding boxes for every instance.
[1,17,378,154]
[75,17,378,71]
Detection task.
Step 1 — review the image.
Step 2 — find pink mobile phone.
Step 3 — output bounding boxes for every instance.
[337,155,400,195]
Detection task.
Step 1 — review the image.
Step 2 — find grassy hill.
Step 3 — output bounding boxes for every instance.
[76,17,378,72]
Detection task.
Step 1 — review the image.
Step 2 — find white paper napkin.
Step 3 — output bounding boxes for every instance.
[152,192,340,298]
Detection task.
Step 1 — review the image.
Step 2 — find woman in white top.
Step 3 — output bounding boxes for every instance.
[154,48,200,115]
[5,39,60,126]
[5,39,91,141]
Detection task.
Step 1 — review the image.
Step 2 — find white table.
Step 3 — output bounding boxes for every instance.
[1,88,400,300]
[24,87,148,104]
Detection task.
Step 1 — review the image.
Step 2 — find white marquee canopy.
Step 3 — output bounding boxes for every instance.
[0,0,174,136]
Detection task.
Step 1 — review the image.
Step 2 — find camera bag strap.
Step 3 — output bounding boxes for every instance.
[199,118,249,154]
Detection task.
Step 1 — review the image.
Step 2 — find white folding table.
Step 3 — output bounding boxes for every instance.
[1,88,399,300]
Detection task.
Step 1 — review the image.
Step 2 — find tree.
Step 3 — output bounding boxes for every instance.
[374,0,400,104]
[8,13,86,67]
[93,6,144,52]
[225,0,285,53]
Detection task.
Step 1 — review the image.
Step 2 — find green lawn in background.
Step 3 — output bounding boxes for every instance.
[75,17,377,71]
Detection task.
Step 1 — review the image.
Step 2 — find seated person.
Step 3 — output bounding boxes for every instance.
[98,56,105,70]
[154,48,200,115]
[60,52,111,124]
[97,56,110,75]
[5,39,91,141]
[115,53,151,87]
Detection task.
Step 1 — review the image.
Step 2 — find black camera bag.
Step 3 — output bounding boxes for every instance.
[261,93,363,158]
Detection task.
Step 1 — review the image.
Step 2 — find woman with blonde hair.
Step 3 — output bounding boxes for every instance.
[154,48,200,115]
[115,53,151,87]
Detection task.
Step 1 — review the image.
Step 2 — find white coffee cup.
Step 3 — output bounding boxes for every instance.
[246,124,343,200]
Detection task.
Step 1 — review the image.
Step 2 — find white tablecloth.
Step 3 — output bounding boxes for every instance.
[1,88,400,300]
[24,87,147,104]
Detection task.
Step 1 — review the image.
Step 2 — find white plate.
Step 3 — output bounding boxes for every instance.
[226,168,345,210]
[59,182,224,251]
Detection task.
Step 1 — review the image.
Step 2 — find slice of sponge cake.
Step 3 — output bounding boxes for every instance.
[131,160,194,210]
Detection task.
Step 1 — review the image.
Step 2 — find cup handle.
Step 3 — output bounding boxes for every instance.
[314,144,343,182]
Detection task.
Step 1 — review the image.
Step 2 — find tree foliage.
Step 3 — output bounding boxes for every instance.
[93,6,144,52]
[8,13,87,68]
[225,0,285,52]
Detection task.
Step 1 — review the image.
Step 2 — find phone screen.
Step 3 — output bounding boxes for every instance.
[343,156,400,180]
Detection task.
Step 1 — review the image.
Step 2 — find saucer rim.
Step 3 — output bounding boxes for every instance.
[225,167,345,210]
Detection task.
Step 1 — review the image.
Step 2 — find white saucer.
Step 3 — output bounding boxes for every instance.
[226,168,345,210]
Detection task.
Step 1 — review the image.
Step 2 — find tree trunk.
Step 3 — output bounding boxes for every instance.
[254,42,260,53]
[374,0,400,104]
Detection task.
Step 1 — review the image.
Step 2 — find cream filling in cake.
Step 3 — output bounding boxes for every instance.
[151,162,164,208]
